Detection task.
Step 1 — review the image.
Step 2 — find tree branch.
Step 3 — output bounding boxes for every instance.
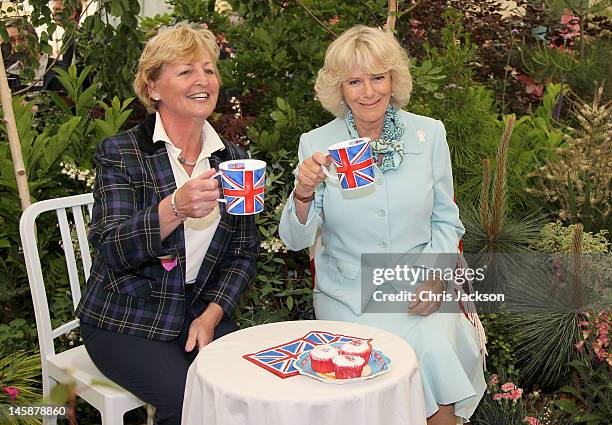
[293,0,337,38]
[357,0,381,22]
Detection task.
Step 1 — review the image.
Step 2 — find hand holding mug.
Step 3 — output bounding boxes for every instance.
[296,152,331,197]
[173,169,221,218]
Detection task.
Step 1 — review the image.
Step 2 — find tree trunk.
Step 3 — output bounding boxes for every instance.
[0,48,31,211]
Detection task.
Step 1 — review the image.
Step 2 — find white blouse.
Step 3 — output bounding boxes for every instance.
[154,112,224,283]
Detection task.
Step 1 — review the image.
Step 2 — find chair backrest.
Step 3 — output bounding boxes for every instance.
[19,193,94,360]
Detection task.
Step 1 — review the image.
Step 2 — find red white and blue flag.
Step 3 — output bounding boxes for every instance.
[221,168,265,215]
[243,331,366,378]
[330,142,375,189]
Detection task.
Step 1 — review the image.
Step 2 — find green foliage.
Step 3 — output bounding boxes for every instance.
[506,83,566,209]
[425,9,480,87]
[77,0,145,99]
[554,360,612,425]
[0,351,42,425]
[530,221,610,254]
[412,13,502,206]
[410,59,446,102]
[508,312,585,389]
[0,320,38,354]
[480,313,519,379]
[528,85,611,234]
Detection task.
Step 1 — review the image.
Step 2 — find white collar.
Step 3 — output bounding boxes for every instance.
[153,112,225,159]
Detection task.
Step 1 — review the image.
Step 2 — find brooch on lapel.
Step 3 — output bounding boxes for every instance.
[417,130,426,143]
[160,255,177,271]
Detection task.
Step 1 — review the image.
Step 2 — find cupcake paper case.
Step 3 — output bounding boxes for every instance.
[309,344,340,373]
[332,354,366,379]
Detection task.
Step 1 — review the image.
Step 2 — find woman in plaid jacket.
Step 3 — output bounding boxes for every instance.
[75,24,259,425]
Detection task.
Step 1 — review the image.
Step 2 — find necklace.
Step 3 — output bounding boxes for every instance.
[178,155,197,166]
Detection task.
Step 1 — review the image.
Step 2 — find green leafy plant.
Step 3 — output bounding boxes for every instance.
[528,84,611,234]
[0,351,42,425]
[554,360,612,425]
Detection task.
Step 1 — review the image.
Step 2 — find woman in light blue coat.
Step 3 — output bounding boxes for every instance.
[279,25,486,424]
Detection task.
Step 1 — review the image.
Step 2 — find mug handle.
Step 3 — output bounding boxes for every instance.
[210,170,227,203]
[320,154,338,180]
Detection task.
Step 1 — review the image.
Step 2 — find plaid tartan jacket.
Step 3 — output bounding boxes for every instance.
[76,114,260,341]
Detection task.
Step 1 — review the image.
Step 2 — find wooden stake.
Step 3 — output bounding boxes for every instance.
[386,0,397,32]
[0,47,31,211]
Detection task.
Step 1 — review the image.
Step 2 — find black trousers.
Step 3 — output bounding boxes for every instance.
[81,286,238,425]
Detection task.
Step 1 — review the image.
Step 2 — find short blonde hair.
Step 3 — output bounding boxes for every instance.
[133,23,221,113]
[315,25,412,118]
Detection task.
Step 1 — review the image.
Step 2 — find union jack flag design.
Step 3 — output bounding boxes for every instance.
[221,168,265,215]
[330,141,376,189]
[243,331,367,378]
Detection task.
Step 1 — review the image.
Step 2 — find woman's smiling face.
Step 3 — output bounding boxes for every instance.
[148,52,219,121]
[340,64,392,129]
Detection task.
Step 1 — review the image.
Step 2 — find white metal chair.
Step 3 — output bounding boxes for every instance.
[20,193,154,425]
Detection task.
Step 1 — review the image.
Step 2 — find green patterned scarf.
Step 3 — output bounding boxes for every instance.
[345,104,406,172]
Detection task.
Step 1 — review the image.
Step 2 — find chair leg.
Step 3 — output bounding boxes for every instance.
[42,376,58,425]
[100,410,125,425]
[146,404,156,425]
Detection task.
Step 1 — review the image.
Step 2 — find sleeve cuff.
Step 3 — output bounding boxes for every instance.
[146,204,177,258]
[287,191,317,227]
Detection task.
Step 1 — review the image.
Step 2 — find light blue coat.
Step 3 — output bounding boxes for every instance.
[279,110,464,314]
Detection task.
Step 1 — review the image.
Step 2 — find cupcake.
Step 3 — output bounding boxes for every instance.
[332,354,366,379]
[309,344,340,373]
[339,339,372,363]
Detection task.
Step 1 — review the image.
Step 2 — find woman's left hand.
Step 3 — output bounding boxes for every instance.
[185,303,224,352]
[408,279,445,316]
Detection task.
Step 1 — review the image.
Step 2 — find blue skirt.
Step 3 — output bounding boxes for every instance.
[314,291,486,421]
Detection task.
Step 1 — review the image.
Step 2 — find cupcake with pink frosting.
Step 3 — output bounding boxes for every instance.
[309,344,340,373]
[332,354,366,379]
[339,339,372,363]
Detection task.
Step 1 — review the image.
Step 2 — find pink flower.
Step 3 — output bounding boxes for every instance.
[596,348,607,361]
[200,23,209,29]
[493,393,511,401]
[524,417,541,425]
[575,340,585,352]
[2,386,20,401]
[328,15,339,26]
[501,382,516,392]
[509,388,524,401]
[560,10,578,25]
[516,74,544,97]
[489,374,499,386]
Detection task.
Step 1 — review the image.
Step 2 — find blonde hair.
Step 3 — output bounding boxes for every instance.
[315,25,412,118]
[133,23,221,113]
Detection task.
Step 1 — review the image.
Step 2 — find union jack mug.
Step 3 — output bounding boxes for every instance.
[218,159,267,215]
[322,137,377,190]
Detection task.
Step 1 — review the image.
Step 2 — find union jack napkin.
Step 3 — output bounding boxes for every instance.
[243,330,370,378]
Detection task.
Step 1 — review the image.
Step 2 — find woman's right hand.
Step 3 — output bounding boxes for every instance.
[173,169,220,218]
[295,152,331,198]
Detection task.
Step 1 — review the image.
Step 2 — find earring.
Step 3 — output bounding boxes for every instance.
[155,97,160,101]
[340,100,344,105]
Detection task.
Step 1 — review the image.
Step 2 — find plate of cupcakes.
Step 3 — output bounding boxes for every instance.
[294,339,391,384]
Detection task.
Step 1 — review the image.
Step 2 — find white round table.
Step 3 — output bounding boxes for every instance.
[181,320,427,425]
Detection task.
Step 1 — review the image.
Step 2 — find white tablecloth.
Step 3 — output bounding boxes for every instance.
[182,320,427,425]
